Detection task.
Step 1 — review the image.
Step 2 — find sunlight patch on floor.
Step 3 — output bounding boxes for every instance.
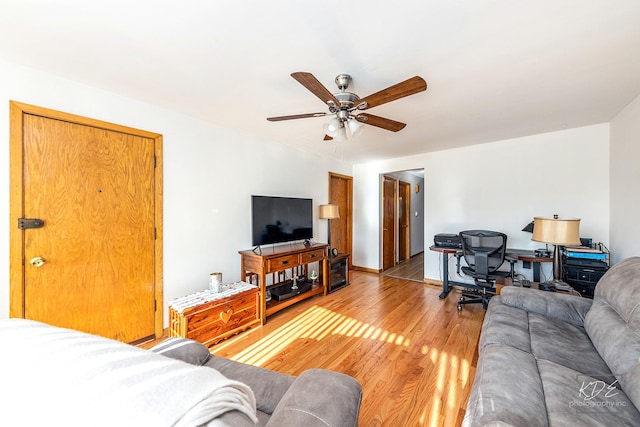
[229,305,410,366]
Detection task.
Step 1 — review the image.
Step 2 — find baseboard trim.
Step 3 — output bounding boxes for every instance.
[351,265,381,274]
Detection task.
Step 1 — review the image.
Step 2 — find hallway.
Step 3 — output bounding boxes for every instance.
[381,252,424,282]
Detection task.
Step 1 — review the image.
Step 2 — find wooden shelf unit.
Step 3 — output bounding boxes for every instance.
[239,243,328,324]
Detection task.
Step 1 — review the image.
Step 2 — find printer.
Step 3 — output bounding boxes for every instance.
[433,233,461,248]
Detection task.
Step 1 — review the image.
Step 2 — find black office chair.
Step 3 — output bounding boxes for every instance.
[456,230,512,310]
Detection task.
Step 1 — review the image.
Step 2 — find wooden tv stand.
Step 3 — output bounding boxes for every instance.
[239,243,328,324]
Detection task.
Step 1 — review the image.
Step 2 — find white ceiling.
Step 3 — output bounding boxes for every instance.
[2,1,640,164]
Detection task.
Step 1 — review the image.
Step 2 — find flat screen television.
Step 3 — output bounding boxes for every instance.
[251,195,313,247]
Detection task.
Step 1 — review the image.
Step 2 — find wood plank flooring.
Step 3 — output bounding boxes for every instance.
[381,251,425,282]
[203,271,486,426]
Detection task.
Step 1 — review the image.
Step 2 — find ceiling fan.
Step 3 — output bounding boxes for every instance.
[267,72,427,141]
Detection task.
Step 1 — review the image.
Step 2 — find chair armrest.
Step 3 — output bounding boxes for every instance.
[499,286,592,327]
[455,250,463,275]
[266,368,362,427]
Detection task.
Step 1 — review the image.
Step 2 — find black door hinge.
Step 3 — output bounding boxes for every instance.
[18,218,44,229]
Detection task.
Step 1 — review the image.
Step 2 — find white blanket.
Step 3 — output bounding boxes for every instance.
[0,319,257,426]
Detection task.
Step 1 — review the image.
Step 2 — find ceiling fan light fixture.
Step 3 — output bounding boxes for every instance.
[268,72,427,142]
[347,117,364,138]
[323,117,342,137]
[334,125,348,142]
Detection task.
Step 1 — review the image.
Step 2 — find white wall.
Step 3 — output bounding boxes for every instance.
[610,93,640,263]
[0,59,352,322]
[353,124,610,284]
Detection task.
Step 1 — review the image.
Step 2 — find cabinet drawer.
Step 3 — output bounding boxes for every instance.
[301,249,324,264]
[267,254,299,272]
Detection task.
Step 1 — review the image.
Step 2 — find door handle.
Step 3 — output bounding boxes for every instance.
[30,256,46,267]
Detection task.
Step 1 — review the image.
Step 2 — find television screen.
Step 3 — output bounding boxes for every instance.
[251,195,313,246]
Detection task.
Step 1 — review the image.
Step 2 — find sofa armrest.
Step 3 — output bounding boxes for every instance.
[267,368,362,427]
[500,286,592,326]
[148,337,211,365]
[203,355,296,415]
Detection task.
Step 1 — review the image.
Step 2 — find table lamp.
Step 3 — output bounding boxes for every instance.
[531,215,581,290]
[319,204,340,255]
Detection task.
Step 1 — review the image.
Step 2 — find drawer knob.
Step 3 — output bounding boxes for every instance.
[220,309,234,324]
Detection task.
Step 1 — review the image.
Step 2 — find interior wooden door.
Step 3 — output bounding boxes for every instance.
[328,172,353,265]
[382,175,396,270]
[398,181,411,262]
[9,102,163,343]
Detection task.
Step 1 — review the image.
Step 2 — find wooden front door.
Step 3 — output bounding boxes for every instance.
[398,181,411,262]
[9,102,163,343]
[382,175,396,270]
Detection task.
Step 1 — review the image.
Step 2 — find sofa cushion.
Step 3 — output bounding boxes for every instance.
[149,337,211,365]
[529,313,612,383]
[479,297,531,353]
[463,345,548,427]
[480,297,611,382]
[500,286,592,327]
[539,359,640,427]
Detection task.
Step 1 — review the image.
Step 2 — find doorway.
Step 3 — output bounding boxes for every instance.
[382,175,396,270]
[328,172,353,265]
[9,101,163,343]
[380,169,425,281]
[398,181,411,262]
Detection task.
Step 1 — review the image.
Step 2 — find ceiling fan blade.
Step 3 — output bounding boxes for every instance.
[355,113,406,132]
[291,72,341,108]
[267,112,329,122]
[355,76,427,110]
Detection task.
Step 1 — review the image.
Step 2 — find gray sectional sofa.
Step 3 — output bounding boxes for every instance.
[463,256,640,426]
[151,337,363,426]
[0,318,362,426]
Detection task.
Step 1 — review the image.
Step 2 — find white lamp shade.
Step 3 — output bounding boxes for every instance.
[347,118,364,137]
[323,118,342,137]
[334,125,347,141]
[532,217,581,245]
[319,204,340,219]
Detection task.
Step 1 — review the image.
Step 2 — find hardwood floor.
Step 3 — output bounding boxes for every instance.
[381,251,425,282]
[191,271,485,426]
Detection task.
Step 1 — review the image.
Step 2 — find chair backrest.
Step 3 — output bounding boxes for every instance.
[459,230,507,278]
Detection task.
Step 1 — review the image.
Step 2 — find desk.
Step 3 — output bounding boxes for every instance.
[504,249,553,282]
[429,245,553,299]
